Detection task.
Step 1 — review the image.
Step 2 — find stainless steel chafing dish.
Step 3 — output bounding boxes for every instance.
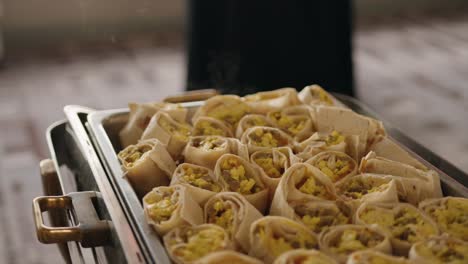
[32,91,468,263]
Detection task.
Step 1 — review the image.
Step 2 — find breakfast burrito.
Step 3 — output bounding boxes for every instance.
[250,147,300,197]
[241,126,294,153]
[347,250,409,264]
[140,111,192,159]
[235,114,272,138]
[419,197,468,242]
[183,136,249,170]
[270,163,336,216]
[204,192,263,252]
[319,225,392,263]
[409,235,468,264]
[192,95,251,127]
[249,216,318,264]
[120,102,187,147]
[193,116,233,137]
[214,154,269,213]
[305,151,357,184]
[296,131,360,161]
[243,88,301,114]
[355,202,439,255]
[266,105,315,142]
[143,185,204,236]
[298,84,337,106]
[163,224,232,264]
[335,174,399,211]
[194,251,263,264]
[170,163,223,205]
[273,249,338,264]
[359,151,442,204]
[118,139,175,198]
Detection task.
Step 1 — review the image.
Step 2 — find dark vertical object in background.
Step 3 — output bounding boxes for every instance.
[186,0,354,96]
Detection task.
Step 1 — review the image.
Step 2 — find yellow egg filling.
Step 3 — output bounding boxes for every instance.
[159,116,191,140]
[340,177,389,199]
[181,166,222,192]
[296,174,333,199]
[360,207,437,243]
[331,229,384,254]
[253,154,285,178]
[425,199,468,241]
[194,120,226,136]
[220,158,262,194]
[417,238,468,264]
[120,144,152,167]
[314,157,352,183]
[325,131,345,146]
[146,189,179,223]
[311,88,333,105]
[245,116,267,129]
[208,101,250,126]
[193,136,225,151]
[250,128,288,148]
[294,205,349,233]
[257,226,317,257]
[269,112,307,136]
[173,227,226,262]
[207,200,234,236]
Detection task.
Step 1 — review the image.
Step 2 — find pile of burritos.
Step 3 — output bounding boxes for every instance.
[117,85,468,264]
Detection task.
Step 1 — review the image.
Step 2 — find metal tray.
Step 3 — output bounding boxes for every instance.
[87,94,468,263]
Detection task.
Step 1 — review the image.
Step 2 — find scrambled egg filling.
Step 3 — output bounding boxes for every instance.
[194,120,226,136]
[159,116,191,140]
[174,227,226,261]
[360,207,437,243]
[250,128,288,148]
[208,101,250,126]
[418,238,468,264]
[296,174,333,199]
[194,136,225,151]
[314,157,352,183]
[146,189,178,223]
[341,177,389,199]
[207,201,234,236]
[325,131,345,146]
[181,166,222,192]
[426,199,468,241]
[245,116,267,129]
[311,88,333,105]
[269,111,307,136]
[221,157,262,194]
[257,226,317,257]
[295,206,349,233]
[331,229,383,254]
[253,154,285,178]
[121,145,152,167]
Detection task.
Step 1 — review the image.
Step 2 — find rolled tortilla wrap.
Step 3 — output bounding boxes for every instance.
[183,136,249,170]
[409,235,468,264]
[347,250,409,264]
[274,249,338,264]
[204,192,263,252]
[355,202,439,256]
[266,106,315,143]
[194,251,263,264]
[215,154,269,213]
[118,139,175,198]
[170,163,223,205]
[243,88,301,114]
[319,224,392,263]
[249,216,318,264]
[419,197,468,242]
[335,174,399,211]
[297,131,360,161]
[305,151,357,184]
[120,102,187,147]
[270,163,337,217]
[359,151,442,204]
[141,111,192,159]
[143,185,203,236]
[298,84,338,106]
[193,116,233,137]
[241,126,294,154]
[192,95,251,127]
[236,114,272,138]
[250,147,299,198]
[163,224,232,264]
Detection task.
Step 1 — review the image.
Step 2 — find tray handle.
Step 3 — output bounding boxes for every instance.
[33,191,111,248]
[163,89,219,103]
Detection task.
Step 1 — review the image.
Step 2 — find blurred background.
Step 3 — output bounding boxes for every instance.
[0,0,467,263]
